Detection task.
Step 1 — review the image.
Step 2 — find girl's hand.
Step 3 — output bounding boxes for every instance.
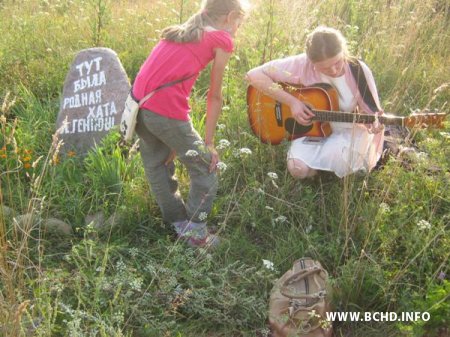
[367,121,384,134]
[164,149,176,166]
[366,111,384,134]
[207,144,220,173]
[290,100,315,125]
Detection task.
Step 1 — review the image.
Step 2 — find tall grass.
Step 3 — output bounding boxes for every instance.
[0,0,449,336]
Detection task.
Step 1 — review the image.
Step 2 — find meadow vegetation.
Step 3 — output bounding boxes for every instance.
[0,0,449,336]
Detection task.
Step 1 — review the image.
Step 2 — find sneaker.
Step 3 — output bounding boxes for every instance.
[185,232,220,248]
[172,220,220,249]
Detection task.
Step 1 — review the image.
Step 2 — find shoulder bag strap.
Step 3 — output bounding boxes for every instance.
[348,60,378,113]
[134,74,196,108]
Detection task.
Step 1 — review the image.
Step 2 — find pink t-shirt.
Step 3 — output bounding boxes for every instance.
[132,30,234,120]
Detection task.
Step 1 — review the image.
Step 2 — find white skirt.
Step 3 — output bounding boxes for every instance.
[287,122,383,178]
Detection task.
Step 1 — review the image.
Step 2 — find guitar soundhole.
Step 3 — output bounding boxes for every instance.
[284,118,312,136]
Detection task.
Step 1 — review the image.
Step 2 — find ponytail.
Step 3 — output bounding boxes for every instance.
[161,12,206,43]
[161,0,249,43]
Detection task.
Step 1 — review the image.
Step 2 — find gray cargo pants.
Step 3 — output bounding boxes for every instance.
[135,108,218,224]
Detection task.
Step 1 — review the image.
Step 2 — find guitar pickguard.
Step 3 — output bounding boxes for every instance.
[284,118,313,136]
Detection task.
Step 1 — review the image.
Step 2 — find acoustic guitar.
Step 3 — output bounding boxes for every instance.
[247,83,446,145]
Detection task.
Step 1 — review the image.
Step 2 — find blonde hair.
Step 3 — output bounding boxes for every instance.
[305,26,350,63]
[161,0,248,43]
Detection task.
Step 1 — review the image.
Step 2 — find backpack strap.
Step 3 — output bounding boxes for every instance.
[280,267,328,299]
[131,74,196,107]
[348,60,378,113]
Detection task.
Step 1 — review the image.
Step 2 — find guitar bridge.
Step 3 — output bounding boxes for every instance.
[275,102,283,127]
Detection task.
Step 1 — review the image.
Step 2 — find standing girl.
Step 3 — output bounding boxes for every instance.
[246,26,384,179]
[133,0,247,247]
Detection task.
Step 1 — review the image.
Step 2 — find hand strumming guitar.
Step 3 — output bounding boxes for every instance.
[290,99,315,125]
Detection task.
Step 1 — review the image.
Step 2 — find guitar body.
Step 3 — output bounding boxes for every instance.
[247,83,340,145]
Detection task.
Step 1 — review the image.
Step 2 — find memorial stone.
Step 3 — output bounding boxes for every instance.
[56,47,130,154]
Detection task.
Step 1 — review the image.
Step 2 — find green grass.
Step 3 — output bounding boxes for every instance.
[1,0,449,336]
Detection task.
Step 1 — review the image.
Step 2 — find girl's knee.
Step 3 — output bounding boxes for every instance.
[287,159,313,179]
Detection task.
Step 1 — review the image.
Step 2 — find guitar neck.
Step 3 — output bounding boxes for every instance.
[312,110,404,126]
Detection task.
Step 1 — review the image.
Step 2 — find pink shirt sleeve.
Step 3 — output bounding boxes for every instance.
[251,53,320,85]
[208,30,234,53]
[259,55,305,84]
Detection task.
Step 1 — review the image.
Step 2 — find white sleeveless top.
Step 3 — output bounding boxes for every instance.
[287,74,381,177]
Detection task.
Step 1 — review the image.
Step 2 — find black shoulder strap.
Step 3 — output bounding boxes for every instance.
[348,60,378,113]
[153,74,196,93]
[130,73,196,105]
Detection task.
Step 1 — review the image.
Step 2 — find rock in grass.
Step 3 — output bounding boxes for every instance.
[56,47,130,155]
[13,213,40,230]
[1,205,14,220]
[85,211,105,230]
[43,218,73,236]
[104,212,124,230]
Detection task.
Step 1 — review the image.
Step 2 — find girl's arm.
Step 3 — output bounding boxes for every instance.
[205,48,231,172]
[246,66,299,107]
[246,64,314,125]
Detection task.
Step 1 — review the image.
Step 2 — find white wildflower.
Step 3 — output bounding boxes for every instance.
[116,260,127,273]
[185,149,199,157]
[101,281,113,291]
[128,247,139,257]
[130,277,143,292]
[416,152,428,162]
[260,328,271,337]
[239,147,252,156]
[439,132,450,139]
[262,259,275,271]
[274,215,287,224]
[193,140,204,146]
[417,219,431,230]
[267,172,278,180]
[217,123,226,130]
[379,202,390,214]
[308,309,318,318]
[198,212,208,222]
[112,311,124,324]
[305,225,313,234]
[217,139,231,150]
[320,318,332,330]
[167,276,178,288]
[144,263,156,275]
[216,161,227,171]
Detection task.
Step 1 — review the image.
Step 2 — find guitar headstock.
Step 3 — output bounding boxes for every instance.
[404,111,447,129]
